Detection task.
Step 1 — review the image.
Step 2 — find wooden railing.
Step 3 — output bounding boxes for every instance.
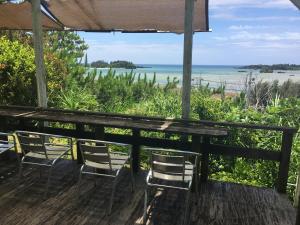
[0,105,297,193]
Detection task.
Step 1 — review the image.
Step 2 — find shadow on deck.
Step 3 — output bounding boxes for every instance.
[0,159,296,225]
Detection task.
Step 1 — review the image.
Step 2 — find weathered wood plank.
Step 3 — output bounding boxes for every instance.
[277,131,295,193]
[0,160,296,225]
[31,0,47,108]
[132,129,141,173]
[182,0,195,119]
[208,144,281,161]
[0,107,228,136]
[200,136,210,182]
[0,105,297,132]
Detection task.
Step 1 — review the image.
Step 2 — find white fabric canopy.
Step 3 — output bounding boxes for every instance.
[45,0,209,33]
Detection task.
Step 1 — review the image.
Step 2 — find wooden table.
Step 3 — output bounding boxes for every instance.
[0,105,228,180]
[0,106,228,137]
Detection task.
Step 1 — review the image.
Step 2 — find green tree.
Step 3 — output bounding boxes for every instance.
[0,36,67,106]
[0,37,36,105]
[44,31,88,82]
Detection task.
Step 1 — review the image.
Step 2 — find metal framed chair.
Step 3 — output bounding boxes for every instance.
[77,139,134,215]
[143,148,200,225]
[0,132,16,155]
[16,131,74,198]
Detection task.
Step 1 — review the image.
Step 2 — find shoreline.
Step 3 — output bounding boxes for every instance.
[86,66,300,92]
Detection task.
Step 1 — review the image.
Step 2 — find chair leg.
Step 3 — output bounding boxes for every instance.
[130,163,135,192]
[93,168,97,187]
[108,178,117,215]
[143,187,149,224]
[77,165,84,199]
[39,166,42,179]
[44,166,53,199]
[72,160,77,179]
[183,190,191,225]
[195,169,199,204]
[18,163,23,185]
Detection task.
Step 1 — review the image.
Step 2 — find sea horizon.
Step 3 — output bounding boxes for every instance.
[89,64,300,92]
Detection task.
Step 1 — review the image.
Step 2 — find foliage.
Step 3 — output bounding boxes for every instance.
[90,60,137,69]
[0,34,77,106]
[247,79,300,108]
[44,31,88,84]
[56,84,99,111]
[0,37,36,105]
[126,91,181,118]
[90,60,109,68]
[74,68,178,112]
[240,64,300,72]
[109,60,137,69]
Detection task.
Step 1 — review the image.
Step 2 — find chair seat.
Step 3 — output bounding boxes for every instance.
[0,143,13,154]
[84,153,129,171]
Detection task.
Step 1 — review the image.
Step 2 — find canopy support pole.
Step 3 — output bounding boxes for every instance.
[182,0,194,119]
[290,0,300,9]
[31,0,47,108]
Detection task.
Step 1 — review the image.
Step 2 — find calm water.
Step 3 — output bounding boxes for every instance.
[90,64,300,92]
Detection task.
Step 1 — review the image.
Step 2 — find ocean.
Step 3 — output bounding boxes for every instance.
[91,64,300,92]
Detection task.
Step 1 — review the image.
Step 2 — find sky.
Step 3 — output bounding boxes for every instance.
[79,0,300,66]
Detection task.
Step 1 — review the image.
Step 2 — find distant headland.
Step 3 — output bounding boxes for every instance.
[90,60,147,69]
[239,64,300,73]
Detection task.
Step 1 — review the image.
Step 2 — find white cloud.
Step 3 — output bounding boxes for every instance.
[210,0,295,9]
[238,16,300,21]
[228,25,269,30]
[214,31,300,43]
[211,12,300,21]
[232,41,300,49]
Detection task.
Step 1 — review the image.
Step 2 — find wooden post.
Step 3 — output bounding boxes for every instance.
[76,124,84,164]
[95,126,105,140]
[200,136,210,182]
[277,131,294,193]
[0,117,7,132]
[181,0,194,119]
[296,196,300,225]
[0,118,9,160]
[132,129,140,173]
[31,0,47,108]
[192,135,201,191]
[294,171,300,207]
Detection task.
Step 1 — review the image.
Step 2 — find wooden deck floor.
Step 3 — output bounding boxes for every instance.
[0,158,296,225]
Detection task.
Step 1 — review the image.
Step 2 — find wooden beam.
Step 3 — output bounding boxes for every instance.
[75,124,84,163]
[31,0,47,108]
[277,131,295,193]
[132,129,141,173]
[294,171,300,207]
[208,144,281,161]
[0,105,297,134]
[296,195,300,225]
[181,0,194,119]
[200,136,210,182]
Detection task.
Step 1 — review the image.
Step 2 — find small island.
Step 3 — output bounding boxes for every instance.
[239,64,300,73]
[90,60,138,69]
